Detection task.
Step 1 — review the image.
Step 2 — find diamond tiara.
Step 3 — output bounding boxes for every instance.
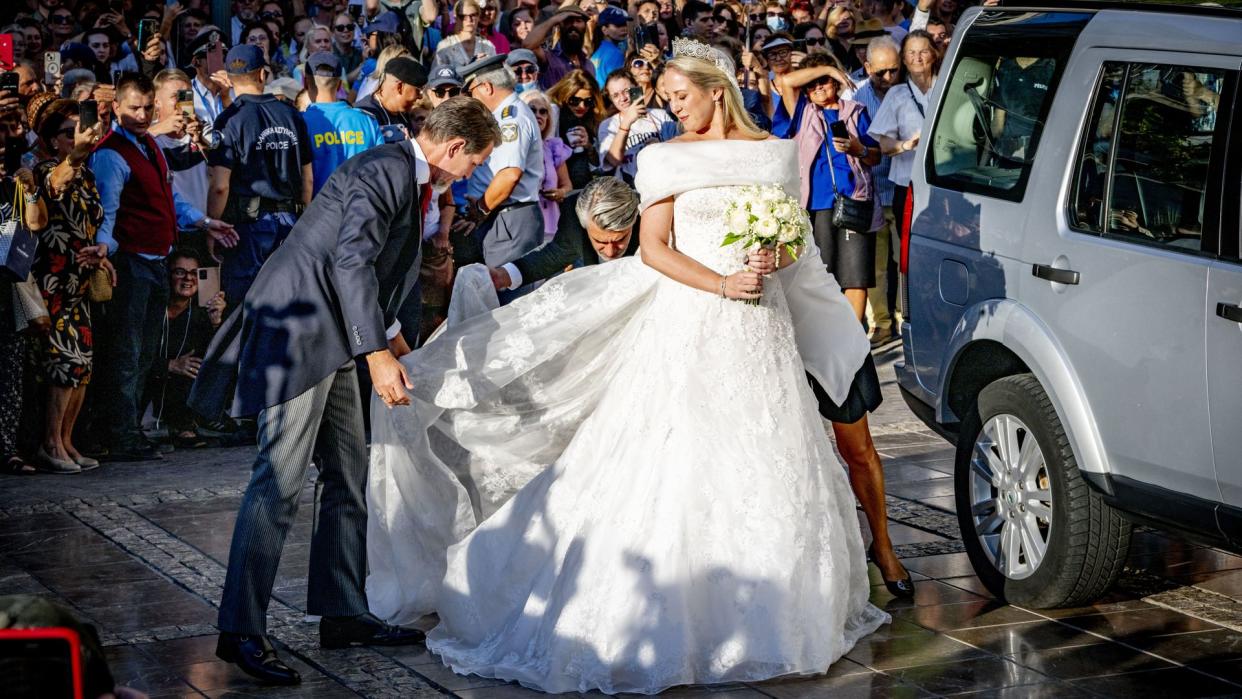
[670,37,739,88]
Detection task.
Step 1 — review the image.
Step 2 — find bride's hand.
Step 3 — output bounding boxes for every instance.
[747,248,777,275]
[722,270,764,300]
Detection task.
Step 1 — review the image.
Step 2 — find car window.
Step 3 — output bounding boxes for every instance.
[1070,62,1227,255]
[926,13,1085,201]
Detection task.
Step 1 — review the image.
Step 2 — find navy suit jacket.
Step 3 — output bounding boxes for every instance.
[190,141,426,417]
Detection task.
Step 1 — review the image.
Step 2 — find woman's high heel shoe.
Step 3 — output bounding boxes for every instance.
[867,543,915,599]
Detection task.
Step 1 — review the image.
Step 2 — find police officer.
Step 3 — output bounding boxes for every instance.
[207,44,314,308]
[457,54,545,268]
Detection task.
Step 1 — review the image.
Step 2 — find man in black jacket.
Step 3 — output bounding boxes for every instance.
[487,176,640,293]
[189,97,500,687]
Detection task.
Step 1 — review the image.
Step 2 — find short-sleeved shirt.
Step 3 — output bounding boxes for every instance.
[850,78,895,207]
[302,101,385,194]
[591,39,626,89]
[208,94,312,202]
[467,92,545,205]
[597,108,678,182]
[867,79,931,187]
[993,57,1056,144]
[808,105,877,211]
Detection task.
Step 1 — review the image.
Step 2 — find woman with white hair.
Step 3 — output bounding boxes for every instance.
[367,37,887,695]
[520,89,573,240]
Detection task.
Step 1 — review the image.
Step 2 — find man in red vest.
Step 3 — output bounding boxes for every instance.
[86,74,239,462]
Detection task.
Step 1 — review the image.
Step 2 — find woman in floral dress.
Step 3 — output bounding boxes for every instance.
[31,100,109,473]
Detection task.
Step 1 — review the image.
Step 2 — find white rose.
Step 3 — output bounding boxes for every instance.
[774,201,795,221]
[728,207,751,232]
[778,222,799,243]
[756,216,780,240]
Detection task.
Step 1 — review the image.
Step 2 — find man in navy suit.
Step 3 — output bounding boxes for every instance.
[189,97,501,686]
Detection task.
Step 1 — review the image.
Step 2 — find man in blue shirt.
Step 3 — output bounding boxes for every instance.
[88,73,238,462]
[301,51,384,194]
[207,45,313,310]
[591,7,630,89]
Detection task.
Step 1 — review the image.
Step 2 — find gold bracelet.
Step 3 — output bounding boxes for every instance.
[719,275,727,298]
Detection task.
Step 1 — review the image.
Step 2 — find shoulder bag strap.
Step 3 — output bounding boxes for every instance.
[907,82,926,119]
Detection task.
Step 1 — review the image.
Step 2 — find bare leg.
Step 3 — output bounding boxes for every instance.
[843,288,868,323]
[833,414,909,582]
[44,385,73,460]
[62,385,88,461]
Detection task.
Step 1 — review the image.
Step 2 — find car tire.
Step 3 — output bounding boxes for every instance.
[954,374,1131,608]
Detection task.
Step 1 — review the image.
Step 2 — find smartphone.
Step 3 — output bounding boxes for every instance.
[196,266,220,307]
[791,38,807,52]
[205,33,225,75]
[627,86,644,104]
[0,34,13,72]
[3,139,22,176]
[380,123,409,143]
[0,71,17,94]
[176,88,194,116]
[633,23,660,49]
[0,628,84,699]
[829,119,849,140]
[137,19,158,51]
[79,100,99,129]
[348,1,363,19]
[43,51,61,85]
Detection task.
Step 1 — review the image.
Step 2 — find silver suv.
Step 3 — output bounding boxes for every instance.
[897,1,1242,608]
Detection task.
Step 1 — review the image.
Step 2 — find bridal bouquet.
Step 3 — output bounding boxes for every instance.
[721,185,810,305]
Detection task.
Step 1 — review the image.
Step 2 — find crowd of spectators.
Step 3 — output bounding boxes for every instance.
[0,0,977,475]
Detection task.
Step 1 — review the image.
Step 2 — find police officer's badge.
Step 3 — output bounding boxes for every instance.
[501,123,518,143]
[501,105,516,119]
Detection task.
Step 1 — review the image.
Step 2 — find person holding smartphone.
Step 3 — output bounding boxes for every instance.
[598,69,676,184]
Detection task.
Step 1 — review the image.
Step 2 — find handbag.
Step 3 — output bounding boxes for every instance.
[12,273,48,332]
[825,116,875,233]
[0,184,37,282]
[88,266,113,302]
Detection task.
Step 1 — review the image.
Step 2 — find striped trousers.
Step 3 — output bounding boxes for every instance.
[218,362,369,635]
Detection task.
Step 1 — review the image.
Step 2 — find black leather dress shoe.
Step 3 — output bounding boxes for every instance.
[320,612,426,649]
[102,441,163,462]
[216,633,301,685]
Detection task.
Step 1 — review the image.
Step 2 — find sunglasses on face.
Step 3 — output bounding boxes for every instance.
[57,128,76,138]
[804,37,824,46]
[748,13,761,22]
[766,11,783,17]
[432,86,461,96]
[873,67,899,77]
[631,58,649,69]
[566,96,592,107]
[51,14,74,23]
[532,106,550,115]
[513,64,538,77]
[807,76,835,89]
[335,23,355,31]
[261,10,282,20]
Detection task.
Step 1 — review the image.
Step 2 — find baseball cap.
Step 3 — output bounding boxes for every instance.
[307,51,342,77]
[597,6,629,26]
[59,42,96,67]
[363,10,401,35]
[427,65,462,88]
[761,36,793,53]
[505,48,538,67]
[383,56,427,87]
[225,44,268,74]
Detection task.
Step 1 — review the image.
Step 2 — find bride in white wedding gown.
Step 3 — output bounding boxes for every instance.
[365,43,888,695]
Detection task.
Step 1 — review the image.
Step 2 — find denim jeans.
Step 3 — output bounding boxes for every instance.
[103,252,169,448]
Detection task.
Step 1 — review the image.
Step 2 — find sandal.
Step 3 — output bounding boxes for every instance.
[4,455,37,475]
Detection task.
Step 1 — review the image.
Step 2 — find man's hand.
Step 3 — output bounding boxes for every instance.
[0,89,19,116]
[388,332,412,358]
[206,290,226,327]
[169,353,203,378]
[204,218,239,248]
[462,196,489,224]
[185,114,208,149]
[149,111,188,137]
[619,101,647,130]
[141,32,166,64]
[209,71,233,95]
[488,266,512,290]
[76,243,109,267]
[13,167,37,193]
[366,349,413,407]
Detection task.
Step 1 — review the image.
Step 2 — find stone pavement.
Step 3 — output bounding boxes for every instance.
[4,345,1242,698]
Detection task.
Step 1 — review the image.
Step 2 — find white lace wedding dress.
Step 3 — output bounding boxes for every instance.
[366,138,889,695]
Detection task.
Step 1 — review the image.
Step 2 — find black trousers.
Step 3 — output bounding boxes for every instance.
[100,253,169,448]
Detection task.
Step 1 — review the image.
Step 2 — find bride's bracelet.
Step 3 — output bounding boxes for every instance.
[719,275,727,298]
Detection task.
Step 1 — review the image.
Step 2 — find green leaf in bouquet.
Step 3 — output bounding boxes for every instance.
[721,232,746,247]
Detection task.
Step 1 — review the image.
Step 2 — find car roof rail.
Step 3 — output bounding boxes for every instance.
[989,0,1242,20]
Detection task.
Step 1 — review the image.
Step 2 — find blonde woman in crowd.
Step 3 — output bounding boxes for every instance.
[520,89,573,240]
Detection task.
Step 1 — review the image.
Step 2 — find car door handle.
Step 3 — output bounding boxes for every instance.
[1032,264,1080,285]
[1218,303,1242,324]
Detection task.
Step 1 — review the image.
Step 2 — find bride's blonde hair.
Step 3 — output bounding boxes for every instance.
[665,56,768,141]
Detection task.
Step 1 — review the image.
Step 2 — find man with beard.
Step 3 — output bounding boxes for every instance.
[524,7,592,90]
[188,98,501,686]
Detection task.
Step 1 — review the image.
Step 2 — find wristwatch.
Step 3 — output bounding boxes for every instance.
[199,216,213,229]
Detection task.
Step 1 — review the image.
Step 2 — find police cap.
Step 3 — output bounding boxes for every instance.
[460,54,508,87]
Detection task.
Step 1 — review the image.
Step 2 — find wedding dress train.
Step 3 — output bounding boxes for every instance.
[366,139,888,694]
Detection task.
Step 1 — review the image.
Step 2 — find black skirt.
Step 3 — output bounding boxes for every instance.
[808,353,883,425]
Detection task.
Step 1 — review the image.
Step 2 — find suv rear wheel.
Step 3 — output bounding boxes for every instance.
[955,374,1131,608]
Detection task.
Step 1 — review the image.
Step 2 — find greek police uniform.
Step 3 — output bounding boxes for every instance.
[464,78,545,266]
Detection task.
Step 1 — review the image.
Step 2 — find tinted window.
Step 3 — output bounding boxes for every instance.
[927,12,1086,200]
[1071,61,1227,255]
